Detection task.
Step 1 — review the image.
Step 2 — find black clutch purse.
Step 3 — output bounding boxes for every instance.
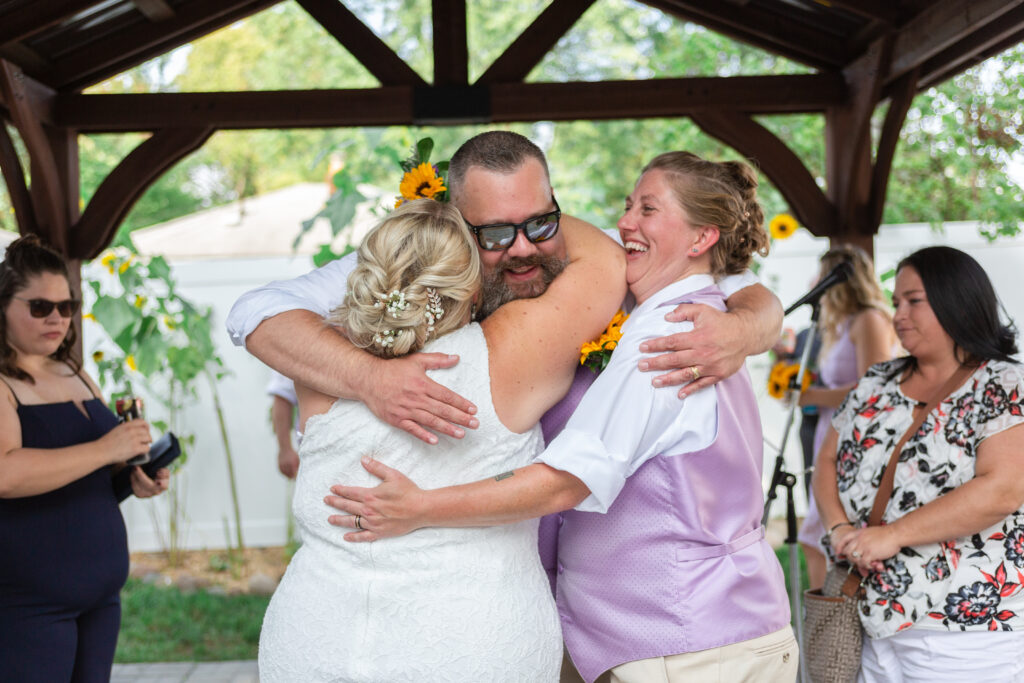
[112,432,181,502]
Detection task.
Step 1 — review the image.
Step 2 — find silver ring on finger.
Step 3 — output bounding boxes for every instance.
[851,550,862,559]
[354,515,363,530]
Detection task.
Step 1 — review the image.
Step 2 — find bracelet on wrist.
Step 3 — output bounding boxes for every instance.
[828,521,854,537]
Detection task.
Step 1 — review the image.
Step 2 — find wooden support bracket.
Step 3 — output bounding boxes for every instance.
[71,126,214,259]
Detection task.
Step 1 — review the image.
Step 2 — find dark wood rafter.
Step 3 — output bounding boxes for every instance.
[477,0,597,85]
[56,74,846,131]
[0,60,68,251]
[827,36,893,239]
[0,119,38,235]
[0,0,104,47]
[821,0,903,27]
[914,6,1024,90]
[689,109,835,237]
[70,126,214,259]
[131,0,176,22]
[44,0,282,91]
[295,0,426,86]
[644,0,850,70]
[870,67,919,228]
[432,0,468,86]
[887,0,1024,87]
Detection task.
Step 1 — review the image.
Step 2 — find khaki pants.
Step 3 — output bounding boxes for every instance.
[562,627,798,683]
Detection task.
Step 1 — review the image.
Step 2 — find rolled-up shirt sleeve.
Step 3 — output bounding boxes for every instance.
[534,288,719,513]
[226,253,358,347]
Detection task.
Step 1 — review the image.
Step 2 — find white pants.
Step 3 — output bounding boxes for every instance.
[859,629,1024,683]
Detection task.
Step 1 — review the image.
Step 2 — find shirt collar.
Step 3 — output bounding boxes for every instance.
[627,273,717,316]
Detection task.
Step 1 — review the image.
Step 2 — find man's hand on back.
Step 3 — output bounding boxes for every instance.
[360,353,479,444]
[638,303,749,397]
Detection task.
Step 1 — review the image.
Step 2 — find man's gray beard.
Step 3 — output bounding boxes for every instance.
[477,254,569,319]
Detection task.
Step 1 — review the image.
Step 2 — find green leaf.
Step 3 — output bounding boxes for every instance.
[416,137,434,164]
[148,256,171,281]
[93,295,139,340]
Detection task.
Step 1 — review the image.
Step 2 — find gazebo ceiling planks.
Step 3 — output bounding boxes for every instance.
[0,0,1021,262]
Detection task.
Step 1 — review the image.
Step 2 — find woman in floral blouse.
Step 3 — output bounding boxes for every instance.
[813,245,1024,682]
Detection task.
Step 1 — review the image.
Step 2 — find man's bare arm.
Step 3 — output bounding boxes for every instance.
[247,310,477,444]
[638,283,783,397]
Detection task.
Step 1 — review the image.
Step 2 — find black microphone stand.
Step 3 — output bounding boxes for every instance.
[762,300,821,683]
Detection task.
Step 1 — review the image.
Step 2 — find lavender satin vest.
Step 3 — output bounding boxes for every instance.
[540,285,791,682]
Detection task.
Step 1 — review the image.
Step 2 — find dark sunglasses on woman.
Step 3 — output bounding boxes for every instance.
[13,296,82,318]
[465,197,561,251]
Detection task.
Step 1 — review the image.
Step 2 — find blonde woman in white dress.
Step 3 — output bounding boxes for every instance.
[258,198,624,682]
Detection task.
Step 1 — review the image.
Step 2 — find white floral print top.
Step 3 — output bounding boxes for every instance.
[832,359,1024,638]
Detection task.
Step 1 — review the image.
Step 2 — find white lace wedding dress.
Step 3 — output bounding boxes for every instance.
[258,323,561,682]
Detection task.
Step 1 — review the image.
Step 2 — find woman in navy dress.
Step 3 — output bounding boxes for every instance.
[0,236,169,682]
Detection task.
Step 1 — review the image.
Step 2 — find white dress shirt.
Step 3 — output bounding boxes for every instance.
[535,274,727,514]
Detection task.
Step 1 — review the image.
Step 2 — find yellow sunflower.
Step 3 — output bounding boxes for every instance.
[769,213,799,240]
[399,162,446,202]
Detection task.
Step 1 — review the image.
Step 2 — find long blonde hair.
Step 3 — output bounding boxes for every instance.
[818,244,891,353]
[329,199,480,357]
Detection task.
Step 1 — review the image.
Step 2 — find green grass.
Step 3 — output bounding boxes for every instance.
[777,545,810,595]
[115,579,270,663]
[114,548,810,663]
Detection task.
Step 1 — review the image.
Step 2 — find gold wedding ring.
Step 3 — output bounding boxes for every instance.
[688,366,700,381]
[354,515,363,530]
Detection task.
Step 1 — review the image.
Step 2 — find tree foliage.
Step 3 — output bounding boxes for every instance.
[27,1,1015,243]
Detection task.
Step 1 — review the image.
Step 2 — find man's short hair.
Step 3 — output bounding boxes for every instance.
[448,131,551,201]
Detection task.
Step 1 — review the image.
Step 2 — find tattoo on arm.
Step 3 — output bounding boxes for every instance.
[494,471,514,482]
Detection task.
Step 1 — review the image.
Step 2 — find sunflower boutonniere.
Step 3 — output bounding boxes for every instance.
[580,310,629,373]
[394,138,449,208]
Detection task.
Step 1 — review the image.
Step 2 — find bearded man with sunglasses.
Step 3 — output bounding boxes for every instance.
[228,131,781,441]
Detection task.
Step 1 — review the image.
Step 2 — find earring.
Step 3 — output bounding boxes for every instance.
[691,247,699,254]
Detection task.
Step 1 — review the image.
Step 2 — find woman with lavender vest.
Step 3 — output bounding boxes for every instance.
[329,152,797,683]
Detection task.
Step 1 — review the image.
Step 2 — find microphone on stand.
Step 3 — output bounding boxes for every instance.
[784,261,854,315]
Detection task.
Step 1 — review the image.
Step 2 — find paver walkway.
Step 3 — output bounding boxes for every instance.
[111,660,258,682]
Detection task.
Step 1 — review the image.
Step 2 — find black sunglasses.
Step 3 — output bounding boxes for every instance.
[465,197,561,251]
[13,296,81,318]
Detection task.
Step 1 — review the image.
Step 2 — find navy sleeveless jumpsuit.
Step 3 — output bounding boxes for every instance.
[0,376,129,682]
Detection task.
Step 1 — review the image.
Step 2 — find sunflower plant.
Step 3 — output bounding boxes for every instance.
[85,246,246,563]
[767,360,813,400]
[768,213,799,240]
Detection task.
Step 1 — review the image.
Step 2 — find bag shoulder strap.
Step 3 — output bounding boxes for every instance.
[840,364,974,599]
[867,364,974,527]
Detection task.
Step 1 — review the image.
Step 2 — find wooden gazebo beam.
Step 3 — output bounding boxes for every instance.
[295,0,425,86]
[54,73,845,131]
[0,121,38,236]
[887,0,1024,87]
[690,110,836,237]
[43,0,280,92]
[645,0,849,69]
[0,0,104,47]
[0,60,69,251]
[477,0,597,85]
[818,0,902,27]
[70,126,214,260]
[432,0,468,86]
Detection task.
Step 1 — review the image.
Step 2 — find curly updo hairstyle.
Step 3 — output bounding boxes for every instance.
[640,151,770,276]
[329,199,481,358]
[0,234,79,382]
